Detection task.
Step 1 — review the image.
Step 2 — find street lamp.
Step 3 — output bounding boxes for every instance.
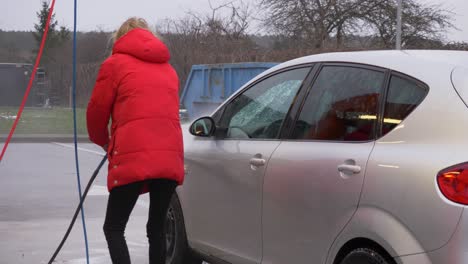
[396,0,403,50]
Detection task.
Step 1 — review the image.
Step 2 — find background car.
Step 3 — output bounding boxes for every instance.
[165,50,468,264]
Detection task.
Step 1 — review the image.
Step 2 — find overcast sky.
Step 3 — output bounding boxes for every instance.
[1,0,468,42]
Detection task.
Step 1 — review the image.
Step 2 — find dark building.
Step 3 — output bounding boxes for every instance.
[0,63,47,107]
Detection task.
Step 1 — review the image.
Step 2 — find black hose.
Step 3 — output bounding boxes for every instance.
[47,155,108,264]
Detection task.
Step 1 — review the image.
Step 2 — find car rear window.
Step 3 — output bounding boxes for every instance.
[382,75,428,136]
[452,67,468,107]
[292,66,386,141]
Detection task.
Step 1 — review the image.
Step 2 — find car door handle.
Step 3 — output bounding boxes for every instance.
[250,158,266,167]
[337,164,361,174]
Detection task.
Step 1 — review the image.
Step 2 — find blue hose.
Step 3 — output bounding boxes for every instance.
[72,0,91,263]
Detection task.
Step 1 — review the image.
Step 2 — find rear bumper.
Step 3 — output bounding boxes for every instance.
[397,208,468,264]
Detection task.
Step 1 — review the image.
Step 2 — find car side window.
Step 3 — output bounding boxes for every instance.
[382,75,428,136]
[220,68,311,139]
[292,66,385,141]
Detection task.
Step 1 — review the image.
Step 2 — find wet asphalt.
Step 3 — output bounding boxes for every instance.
[0,143,152,264]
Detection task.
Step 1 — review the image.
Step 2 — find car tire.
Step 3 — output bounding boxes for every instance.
[339,248,392,264]
[165,193,203,264]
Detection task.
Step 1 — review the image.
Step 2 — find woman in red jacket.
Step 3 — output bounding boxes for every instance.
[87,17,184,264]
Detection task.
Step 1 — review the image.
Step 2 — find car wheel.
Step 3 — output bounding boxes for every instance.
[165,193,203,264]
[340,248,392,264]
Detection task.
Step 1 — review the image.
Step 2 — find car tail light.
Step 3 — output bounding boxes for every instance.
[437,163,468,205]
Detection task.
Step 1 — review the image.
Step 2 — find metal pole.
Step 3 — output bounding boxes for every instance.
[396,0,402,50]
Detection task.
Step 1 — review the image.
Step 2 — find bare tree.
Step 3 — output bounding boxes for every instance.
[362,0,454,48]
[260,0,370,48]
[260,0,455,49]
[44,30,110,107]
[445,42,468,51]
[157,0,258,91]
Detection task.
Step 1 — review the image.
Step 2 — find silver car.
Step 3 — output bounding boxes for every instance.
[164,50,468,264]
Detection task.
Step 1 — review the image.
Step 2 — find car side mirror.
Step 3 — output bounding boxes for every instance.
[189,117,216,137]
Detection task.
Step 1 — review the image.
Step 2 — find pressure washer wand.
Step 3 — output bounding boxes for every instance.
[47,154,108,264]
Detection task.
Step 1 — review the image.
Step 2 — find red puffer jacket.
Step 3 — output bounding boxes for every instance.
[87,28,183,192]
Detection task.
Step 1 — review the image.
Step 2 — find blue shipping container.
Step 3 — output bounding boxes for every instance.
[180,62,278,120]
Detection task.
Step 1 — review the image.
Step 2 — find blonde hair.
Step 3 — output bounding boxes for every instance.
[114,17,150,43]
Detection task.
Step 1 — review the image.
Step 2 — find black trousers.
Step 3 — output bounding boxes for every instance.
[103,179,177,264]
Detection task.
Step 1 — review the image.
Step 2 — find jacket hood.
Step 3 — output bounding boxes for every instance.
[113,28,170,63]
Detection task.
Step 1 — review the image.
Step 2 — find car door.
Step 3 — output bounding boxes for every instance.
[182,67,313,264]
[262,64,388,264]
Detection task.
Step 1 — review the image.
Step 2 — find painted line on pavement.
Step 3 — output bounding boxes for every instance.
[66,255,109,264]
[88,184,150,209]
[52,142,150,209]
[51,142,106,156]
[87,185,108,196]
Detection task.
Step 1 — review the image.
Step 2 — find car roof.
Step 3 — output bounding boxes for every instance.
[261,50,468,86]
[289,50,468,67]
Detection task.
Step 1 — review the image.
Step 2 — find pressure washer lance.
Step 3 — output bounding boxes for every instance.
[47,155,108,264]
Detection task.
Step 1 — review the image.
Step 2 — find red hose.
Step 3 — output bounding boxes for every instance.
[0,0,57,162]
